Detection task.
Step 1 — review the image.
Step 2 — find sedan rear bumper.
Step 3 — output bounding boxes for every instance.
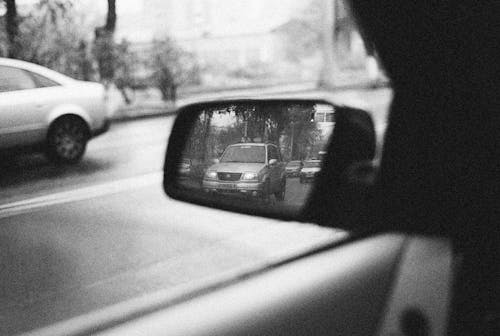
[92,118,111,137]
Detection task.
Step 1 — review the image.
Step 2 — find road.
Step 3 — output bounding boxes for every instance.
[0,87,390,334]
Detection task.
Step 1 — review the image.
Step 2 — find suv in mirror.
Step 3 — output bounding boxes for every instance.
[202,143,286,202]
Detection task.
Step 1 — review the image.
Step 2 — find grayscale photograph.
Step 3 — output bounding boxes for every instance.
[0,0,498,335]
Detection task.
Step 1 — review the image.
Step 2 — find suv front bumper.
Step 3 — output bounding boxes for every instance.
[202,180,264,196]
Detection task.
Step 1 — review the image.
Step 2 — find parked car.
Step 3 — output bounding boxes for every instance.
[299,159,322,183]
[285,160,303,177]
[0,58,110,163]
[177,158,192,179]
[202,142,286,201]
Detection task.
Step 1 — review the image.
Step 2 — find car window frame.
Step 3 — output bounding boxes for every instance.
[25,69,62,88]
[0,65,38,93]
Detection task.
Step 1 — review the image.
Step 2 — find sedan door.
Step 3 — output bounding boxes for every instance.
[0,65,57,149]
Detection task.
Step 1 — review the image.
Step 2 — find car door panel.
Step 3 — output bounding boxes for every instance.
[378,236,453,336]
[0,89,51,148]
[96,234,405,336]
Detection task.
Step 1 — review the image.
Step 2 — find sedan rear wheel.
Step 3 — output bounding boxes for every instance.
[46,116,89,164]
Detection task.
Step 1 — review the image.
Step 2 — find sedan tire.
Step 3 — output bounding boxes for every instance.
[46,116,89,164]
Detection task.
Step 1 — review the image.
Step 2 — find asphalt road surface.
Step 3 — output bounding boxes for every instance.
[0,116,336,334]
[0,87,390,334]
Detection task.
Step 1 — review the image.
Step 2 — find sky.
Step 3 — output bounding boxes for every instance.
[16,0,143,15]
[10,0,310,43]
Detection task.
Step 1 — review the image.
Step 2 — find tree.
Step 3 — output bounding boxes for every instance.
[10,0,95,79]
[150,37,200,102]
[94,0,116,83]
[280,104,321,160]
[279,0,376,85]
[183,103,321,167]
[277,0,323,63]
[4,0,19,58]
[114,39,141,104]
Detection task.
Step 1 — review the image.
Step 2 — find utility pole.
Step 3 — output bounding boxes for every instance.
[318,0,336,90]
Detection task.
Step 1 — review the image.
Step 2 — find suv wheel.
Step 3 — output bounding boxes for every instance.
[46,116,89,164]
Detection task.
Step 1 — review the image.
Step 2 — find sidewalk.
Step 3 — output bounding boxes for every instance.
[109,82,316,122]
[110,77,389,122]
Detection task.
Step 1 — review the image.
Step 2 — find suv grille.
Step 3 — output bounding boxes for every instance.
[217,172,242,181]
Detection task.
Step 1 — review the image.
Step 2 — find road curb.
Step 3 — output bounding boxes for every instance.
[109,81,390,124]
[110,109,177,123]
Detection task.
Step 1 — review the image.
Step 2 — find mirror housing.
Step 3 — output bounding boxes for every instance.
[163,98,377,229]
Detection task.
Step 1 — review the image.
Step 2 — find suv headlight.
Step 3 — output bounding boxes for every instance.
[205,171,217,179]
[241,172,258,181]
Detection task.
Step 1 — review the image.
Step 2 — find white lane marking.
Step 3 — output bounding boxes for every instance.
[0,172,162,219]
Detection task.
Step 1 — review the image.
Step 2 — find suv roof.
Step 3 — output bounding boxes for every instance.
[229,143,273,147]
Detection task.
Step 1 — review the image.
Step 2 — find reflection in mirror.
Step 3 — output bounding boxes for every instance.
[176,101,335,212]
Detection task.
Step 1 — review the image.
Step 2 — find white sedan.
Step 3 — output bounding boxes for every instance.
[0,58,111,163]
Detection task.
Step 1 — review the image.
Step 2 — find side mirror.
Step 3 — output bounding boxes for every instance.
[163,99,376,225]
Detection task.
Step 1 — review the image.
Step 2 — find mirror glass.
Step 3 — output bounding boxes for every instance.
[175,101,335,213]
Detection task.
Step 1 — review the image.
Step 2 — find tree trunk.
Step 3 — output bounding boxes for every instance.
[119,87,132,105]
[159,86,169,101]
[77,40,92,81]
[5,0,19,58]
[106,0,116,31]
[170,84,177,103]
[94,0,117,82]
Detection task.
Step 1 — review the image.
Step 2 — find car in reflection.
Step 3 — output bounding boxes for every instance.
[177,158,192,179]
[299,159,322,183]
[285,160,303,177]
[202,142,286,201]
[0,58,110,163]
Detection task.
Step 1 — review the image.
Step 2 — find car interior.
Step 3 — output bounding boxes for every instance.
[6,1,500,335]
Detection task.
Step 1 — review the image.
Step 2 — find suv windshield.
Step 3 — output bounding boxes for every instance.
[220,145,266,163]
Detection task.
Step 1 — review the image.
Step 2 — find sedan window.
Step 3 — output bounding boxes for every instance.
[0,65,37,92]
[28,70,61,88]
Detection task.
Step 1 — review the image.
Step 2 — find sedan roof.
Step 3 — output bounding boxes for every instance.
[0,57,76,85]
